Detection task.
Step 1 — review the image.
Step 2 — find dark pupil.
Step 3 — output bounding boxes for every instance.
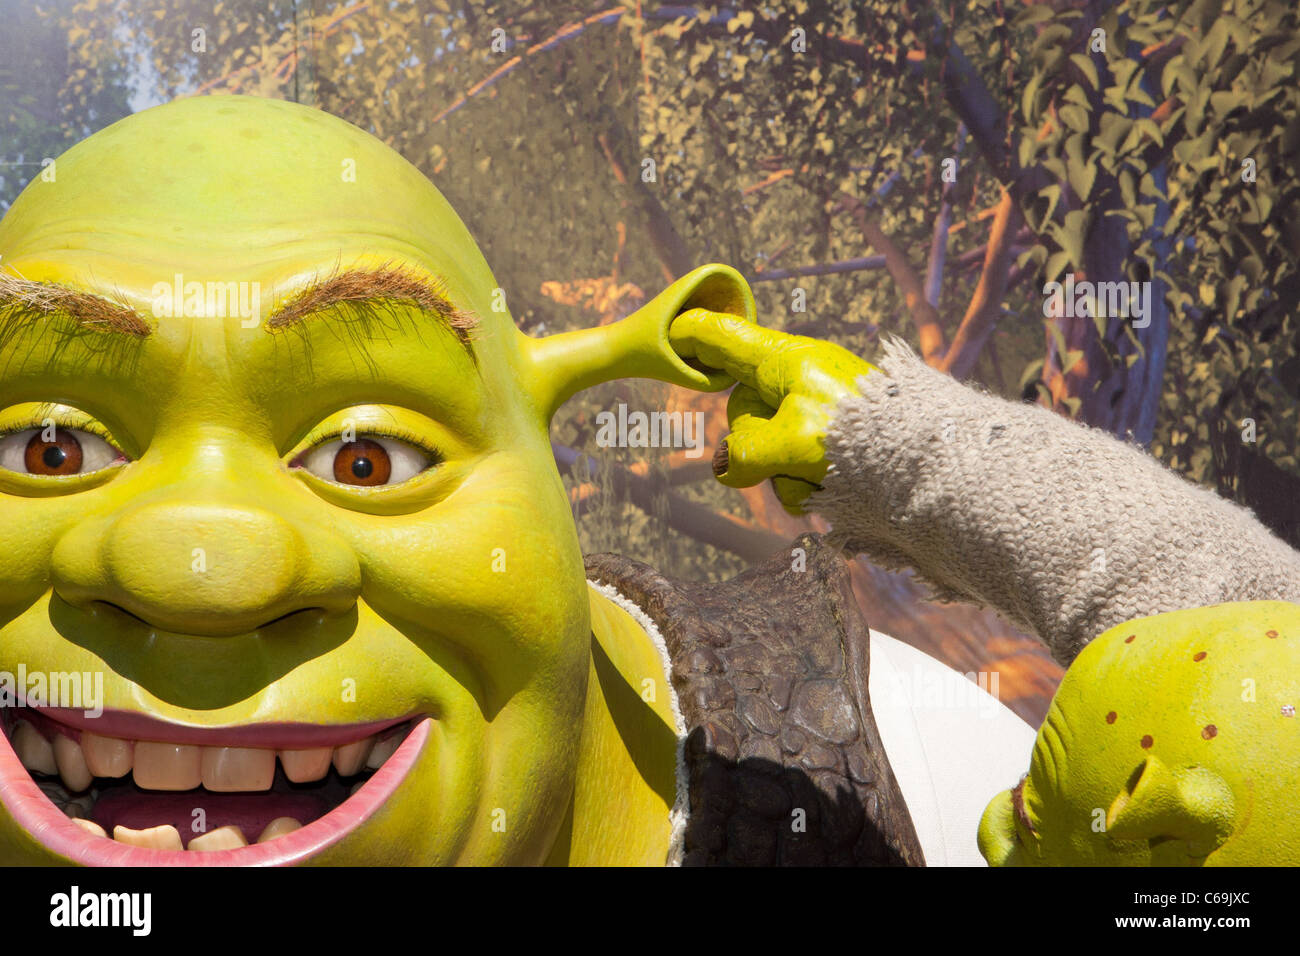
[351,457,374,479]
[43,445,67,469]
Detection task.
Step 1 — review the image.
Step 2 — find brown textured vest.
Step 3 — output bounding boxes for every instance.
[584,532,924,866]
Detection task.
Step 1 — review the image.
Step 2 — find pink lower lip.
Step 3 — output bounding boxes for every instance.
[0,717,431,866]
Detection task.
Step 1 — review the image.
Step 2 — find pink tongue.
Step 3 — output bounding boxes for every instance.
[92,790,332,846]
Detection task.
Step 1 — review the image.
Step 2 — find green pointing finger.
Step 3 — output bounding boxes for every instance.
[670,308,797,401]
[672,308,878,409]
[672,305,880,515]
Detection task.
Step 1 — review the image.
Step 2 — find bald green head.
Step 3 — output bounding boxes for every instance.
[0,95,748,865]
[2,96,493,305]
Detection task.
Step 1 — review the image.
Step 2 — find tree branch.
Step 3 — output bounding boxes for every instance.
[924,125,966,308]
[842,195,947,364]
[938,188,1023,378]
[596,116,694,285]
[749,255,886,282]
[553,443,785,563]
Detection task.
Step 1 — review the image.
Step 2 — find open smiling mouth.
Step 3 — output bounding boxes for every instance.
[0,705,432,865]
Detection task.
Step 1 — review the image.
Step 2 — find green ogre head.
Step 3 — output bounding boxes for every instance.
[979,601,1300,866]
[0,95,748,864]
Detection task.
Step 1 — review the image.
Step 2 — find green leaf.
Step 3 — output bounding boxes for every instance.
[1163,60,1196,100]
[1059,102,1090,132]
[1069,157,1097,201]
[1064,132,1087,168]
[1125,84,1156,109]
[1031,183,1063,230]
[1095,114,1133,155]
[1118,167,1137,207]
[1045,249,1071,282]
[1134,117,1163,147]
[1014,4,1056,26]
[1063,83,1091,108]
[1021,71,1043,122]
[1051,208,1088,267]
[1018,132,1039,169]
[1070,54,1099,90]
[1019,358,1046,390]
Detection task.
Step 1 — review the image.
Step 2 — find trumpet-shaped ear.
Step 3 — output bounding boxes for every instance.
[1105,755,1236,857]
[519,263,752,421]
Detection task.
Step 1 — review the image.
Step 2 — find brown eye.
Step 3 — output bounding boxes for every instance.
[25,431,84,475]
[296,433,433,487]
[332,438,392,486]
[0,426,122,478]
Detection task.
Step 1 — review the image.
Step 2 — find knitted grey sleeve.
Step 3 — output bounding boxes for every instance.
[806,338,1300,666]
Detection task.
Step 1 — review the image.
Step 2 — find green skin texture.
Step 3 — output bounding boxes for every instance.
[0,94,850,865]
[0,96,710,865]
[979,601,1300,866]
[2,95,1289,867]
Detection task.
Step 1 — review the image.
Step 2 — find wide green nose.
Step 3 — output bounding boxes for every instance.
[51,481,360,638]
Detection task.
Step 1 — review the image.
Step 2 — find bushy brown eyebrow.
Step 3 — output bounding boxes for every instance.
[265,265,479,348]
[0,273,151,336]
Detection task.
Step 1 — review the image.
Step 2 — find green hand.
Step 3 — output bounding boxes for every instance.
[669,308,878,513]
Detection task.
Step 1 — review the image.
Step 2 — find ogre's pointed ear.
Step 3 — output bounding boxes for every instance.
[519,263,751,421]
[1105,756,1236,857]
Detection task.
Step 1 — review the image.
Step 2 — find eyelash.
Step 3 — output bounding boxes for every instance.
[293,425,444,466]
[0,419,117,446]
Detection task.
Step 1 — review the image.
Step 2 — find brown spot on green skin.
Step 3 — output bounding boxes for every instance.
[1106,711,1117,724]
[1140,735,1153,748]
[1203,725,1218,739]
[1267,630,1279,639]
[1194,651,1207,661]
[1125,634,1136,643]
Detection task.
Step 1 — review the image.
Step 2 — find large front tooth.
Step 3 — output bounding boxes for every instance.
[279,747,333,783]
[12,721,58,775]
[113,824,183,850]
[73,818,107,838]
[81,731,133,778]
[201,746,275,792]
[188,825,247,852]
[132,741,201,791]
[257,817,302,843]
[52,735,93,793]
[365,733,402,770]
[332,737,375,776]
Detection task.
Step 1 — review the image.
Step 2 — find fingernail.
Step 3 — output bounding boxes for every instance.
[712,440,729,478]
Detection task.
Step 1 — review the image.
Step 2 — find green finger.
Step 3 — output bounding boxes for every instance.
[726,384,775,430]
[669,308,796,394]
[712,398,829,488]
